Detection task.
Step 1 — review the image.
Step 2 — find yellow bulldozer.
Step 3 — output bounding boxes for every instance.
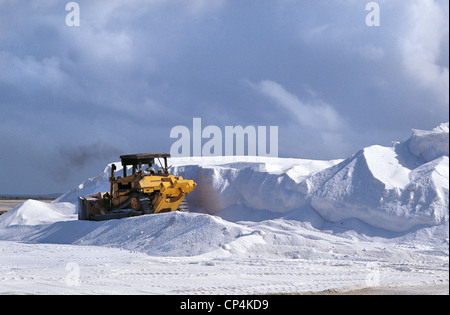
[78,153,197,221]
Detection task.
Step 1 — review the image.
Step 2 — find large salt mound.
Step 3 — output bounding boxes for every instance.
[171,158,341,216]
[310,147,449,232]
[56,156,342,216]
[310,123,448,232]
[50,123,450,233]
[407,123,449,162]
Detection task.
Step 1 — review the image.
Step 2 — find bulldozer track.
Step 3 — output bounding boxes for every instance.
[112,193,154,213]
[138,194,153,213]
[178,199,189,212]
[112,193,136,210]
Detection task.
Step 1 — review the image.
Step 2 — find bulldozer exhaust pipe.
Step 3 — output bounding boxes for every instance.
[110,164,117,197]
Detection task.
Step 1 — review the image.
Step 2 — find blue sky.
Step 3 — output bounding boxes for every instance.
[0,0,448,195]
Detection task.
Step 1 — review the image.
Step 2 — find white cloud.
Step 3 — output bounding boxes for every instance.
[249,80,354,157]
[0,51,68,90]
[72,28,136,67]
[251,80,346,132]
[399,0,449,104]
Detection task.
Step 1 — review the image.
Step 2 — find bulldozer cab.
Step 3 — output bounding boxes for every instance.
[120,153,170,177]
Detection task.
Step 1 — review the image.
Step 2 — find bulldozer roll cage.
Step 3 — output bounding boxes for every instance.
[119,153,171,177]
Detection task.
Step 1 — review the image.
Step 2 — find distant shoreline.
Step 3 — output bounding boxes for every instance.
[0,199,54,215]
[0,194,61,201]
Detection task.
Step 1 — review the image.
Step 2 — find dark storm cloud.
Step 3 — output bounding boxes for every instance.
[0,0,448,194]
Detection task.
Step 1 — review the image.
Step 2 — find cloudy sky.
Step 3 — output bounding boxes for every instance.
[0,0,448,195]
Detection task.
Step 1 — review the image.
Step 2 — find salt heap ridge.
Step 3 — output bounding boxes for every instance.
[55,123,449,234]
